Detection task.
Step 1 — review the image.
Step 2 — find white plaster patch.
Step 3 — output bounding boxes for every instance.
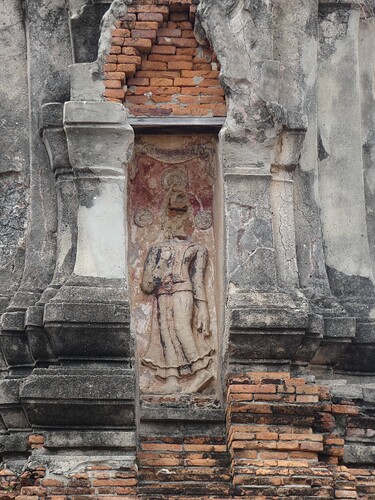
[74,180,126,279]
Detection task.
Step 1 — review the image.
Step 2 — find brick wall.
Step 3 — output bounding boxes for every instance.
[104,0,226,118]
[2,373,375,498]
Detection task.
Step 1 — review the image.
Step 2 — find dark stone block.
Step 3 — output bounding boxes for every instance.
[229,330,305,363]
[70,4,110,63]
[20,367,136,429]
[0,312,34,368]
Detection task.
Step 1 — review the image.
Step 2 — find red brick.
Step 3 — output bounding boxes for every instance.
[169,21,193,29]
[168,61,193,70]
[168,105,192,115]
[92,479,137,487]
[131,29,157,40]
[170,12,189,21]
[129,86,181,95]
[288,378,307,386]
[150,78,174,86]
[104,63,117,72]
[325,436,345,446]
[112,29,131,37]
[117,55,142,66]
[28,434,44,444]
[104,89,125,99]
[182,29,196,39]
[43,478,66,486]
[259,451,288,459]
[177,47,196,55]
[117,63,137,74]
[296,385,320,395]
[149,54,192,62]
[122,13,136,21]
[158,37,197,48]
[193,63,213,71]
[177,95,199,104]
[127,21,159,30]
[142,60,167,71]
[121,47,139,56]
[15,496,40,500]
[128,5,169,20]
[198,78,223,87]
[141,442,182,451]
[110,45,121,54]
[137,12,164,24]
[296,395,320,403]
[289,451,318,459]
[151,45,177,55]
[234,450,258,460]
[123,38,152,52]
[276,440,299,451]
[282,433,322,442]
[181,70,219,79]
[105,55,118,63]
[256,432,278,440]
[335,491,357,499]
[332,405,359,415]
[112,36,125,46]
[300,441,324,452]
[180,86,224,96]
[126,96,150,105]
[136,70,180,79]
[130,106,173,117]
[174,77,196,86]
[127,77,150,86]
[151,95,176,103]
[157,28,181,37]
[21,486,46,496]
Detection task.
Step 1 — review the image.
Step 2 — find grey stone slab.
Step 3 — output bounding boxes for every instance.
[20,368,135,400]
[44,430,136,449]
[344,444,375,464]
[329,384,364,400]
[0,432,30,453]
[140,406,224,423]
[324,317,357,338]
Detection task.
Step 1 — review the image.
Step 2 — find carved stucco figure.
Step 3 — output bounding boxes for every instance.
[141,175,214,394]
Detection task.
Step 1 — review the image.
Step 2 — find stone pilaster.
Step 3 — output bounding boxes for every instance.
[199,0,316,375]
[21,101,136,432]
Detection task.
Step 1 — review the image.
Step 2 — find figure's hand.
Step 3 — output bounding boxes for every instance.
[195,302,211,337]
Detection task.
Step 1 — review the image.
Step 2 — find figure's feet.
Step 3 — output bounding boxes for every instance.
[141,376,181,394]
[187,369,213,393]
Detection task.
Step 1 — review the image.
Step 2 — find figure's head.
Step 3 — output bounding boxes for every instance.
[161,168,194,239]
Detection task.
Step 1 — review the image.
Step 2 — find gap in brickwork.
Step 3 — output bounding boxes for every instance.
[104,1,226,117]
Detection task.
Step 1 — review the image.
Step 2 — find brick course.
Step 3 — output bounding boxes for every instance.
[103,0,226,117]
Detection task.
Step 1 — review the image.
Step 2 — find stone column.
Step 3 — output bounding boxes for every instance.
[21,101,136,435]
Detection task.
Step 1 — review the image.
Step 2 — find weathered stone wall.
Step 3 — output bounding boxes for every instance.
[0,0,375,497]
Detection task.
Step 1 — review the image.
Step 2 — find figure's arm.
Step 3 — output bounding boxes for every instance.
[141,247,160,294]
[141,245,172,294]
[191,244,208,301]
[191,245,211,337]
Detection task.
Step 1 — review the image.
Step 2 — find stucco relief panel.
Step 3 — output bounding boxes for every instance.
[128,135,218,395]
